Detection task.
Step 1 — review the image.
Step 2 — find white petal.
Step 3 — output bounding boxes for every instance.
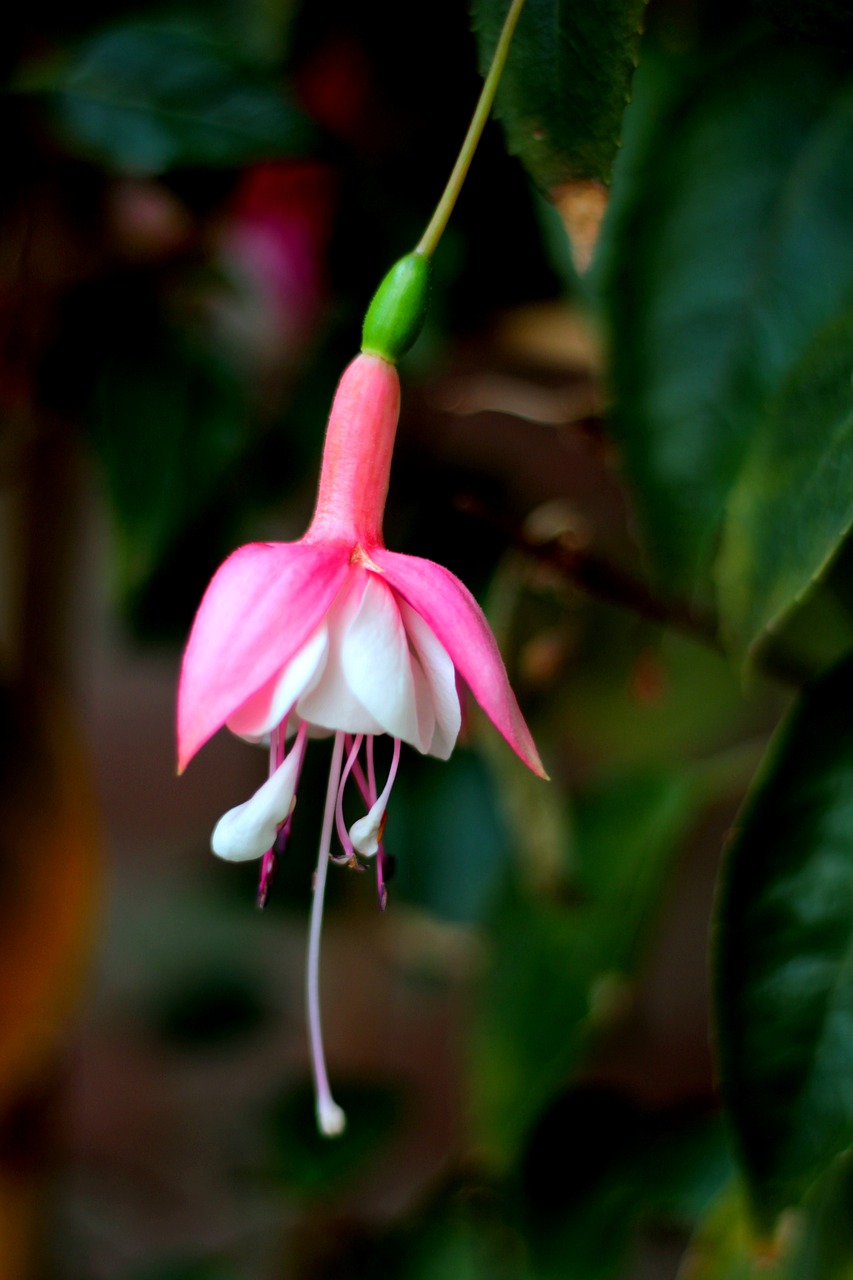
[398,598,461,759]
[227,625,330,741]
[211,749,301,861]
[341,575,422,746]
[297,576,384,734]
[410,657,437,755]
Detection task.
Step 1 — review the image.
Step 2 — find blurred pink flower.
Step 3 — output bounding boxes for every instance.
[178,352,544,1134]
[212,162,334,382]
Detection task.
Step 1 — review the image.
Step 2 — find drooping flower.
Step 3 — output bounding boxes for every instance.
[178,351,545,1136]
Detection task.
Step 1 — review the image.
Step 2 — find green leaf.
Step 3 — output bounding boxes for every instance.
[716,309,853,657]
[756,578,853,695]
[471,0,648,189]
[20,20,312,173]
[602,40,853,595]
[470,768,696,1165]
[715,654,853,1224]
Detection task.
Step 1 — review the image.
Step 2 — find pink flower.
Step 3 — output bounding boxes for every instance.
[215,162,333,372]
[178,352,545,1135]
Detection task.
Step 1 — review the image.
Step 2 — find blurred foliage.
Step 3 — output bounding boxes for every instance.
[392,751,509,925]
[4,0,853,1276]
[17,18,314,174]
[715,654,853,1225]
[519,1095,732,1279]
[470,764,698,1164]
[263,1081,400,1199]
[680,1158,853,1280]
[85,299,253,602]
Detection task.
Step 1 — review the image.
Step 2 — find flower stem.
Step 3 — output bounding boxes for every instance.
[415,0,527,258]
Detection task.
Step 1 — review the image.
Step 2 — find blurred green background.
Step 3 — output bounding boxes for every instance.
[4,0,853,1275]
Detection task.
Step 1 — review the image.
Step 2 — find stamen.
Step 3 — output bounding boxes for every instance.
[306,731,347,1138]
[334,733,364,863]
[367,734,377,803]
[257,847,277,909]
[376,849,389,912]
[376,845,398,913]
[257,720,309,908]
[346,736,372,807]
[366,736,390,909]
[349,737,401,857]
[258,725,284,907]
[340,736,391,900]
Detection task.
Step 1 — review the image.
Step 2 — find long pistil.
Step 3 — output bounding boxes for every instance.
[306,731,347,1137]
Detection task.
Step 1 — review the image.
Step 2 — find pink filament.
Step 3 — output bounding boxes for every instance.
[333,733,364,862]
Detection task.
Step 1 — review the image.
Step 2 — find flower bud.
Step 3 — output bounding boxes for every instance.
[361,252,431,362]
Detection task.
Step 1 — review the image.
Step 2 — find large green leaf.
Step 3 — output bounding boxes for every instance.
[602,40,853,596]
[471,0,648,189]
[715,655,853,1224]
[470,768,696,1164]
[717,309,853,656]
[20,20,311,173]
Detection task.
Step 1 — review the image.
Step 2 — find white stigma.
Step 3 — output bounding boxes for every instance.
[316,1096,347,1137]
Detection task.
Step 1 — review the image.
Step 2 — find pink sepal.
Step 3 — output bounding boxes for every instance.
[177,540,349,771]
[374,550,547,779]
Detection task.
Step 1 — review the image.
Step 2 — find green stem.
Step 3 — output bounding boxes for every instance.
[416,0,527,258]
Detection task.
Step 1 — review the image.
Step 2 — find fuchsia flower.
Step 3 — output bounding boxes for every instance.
[178,351,545,1135]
